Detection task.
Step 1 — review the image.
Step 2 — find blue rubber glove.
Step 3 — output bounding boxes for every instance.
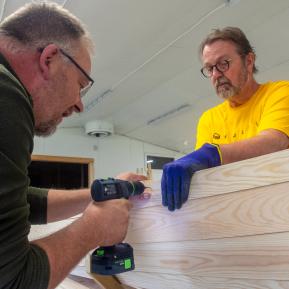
[161,143,221,211]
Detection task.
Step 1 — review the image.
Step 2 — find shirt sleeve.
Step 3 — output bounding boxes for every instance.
[195,110,213,150]
[27,187,49,224]
[0,67,50,289]
[258,81,289,137]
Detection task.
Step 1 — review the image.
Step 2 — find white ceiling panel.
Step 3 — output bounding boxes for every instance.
[3,0,289,153]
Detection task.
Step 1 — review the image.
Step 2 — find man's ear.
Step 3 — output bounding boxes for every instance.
[246,52,255,74]
[38,44,59,80]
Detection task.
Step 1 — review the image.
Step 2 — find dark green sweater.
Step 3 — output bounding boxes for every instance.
[0,54,50,289]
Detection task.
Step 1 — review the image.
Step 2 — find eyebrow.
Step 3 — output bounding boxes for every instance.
[203,56,231,66]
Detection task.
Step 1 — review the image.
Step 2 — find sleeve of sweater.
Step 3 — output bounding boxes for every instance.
[27,186,49,224]
[0,65,50,289]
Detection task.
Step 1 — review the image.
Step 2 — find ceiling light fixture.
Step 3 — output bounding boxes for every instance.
[147,104,191,126]
[84,89,113,112]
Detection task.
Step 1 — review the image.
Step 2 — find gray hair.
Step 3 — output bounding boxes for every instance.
[0,1,94,55]
[199,27,258,74]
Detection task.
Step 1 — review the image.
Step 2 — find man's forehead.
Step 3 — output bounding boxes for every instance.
[202,40,238,64]
[76,47,92,70]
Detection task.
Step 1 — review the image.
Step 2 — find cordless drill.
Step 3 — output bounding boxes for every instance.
[90,178,146,275]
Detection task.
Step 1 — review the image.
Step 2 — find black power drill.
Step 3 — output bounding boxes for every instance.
[90,178,146,275]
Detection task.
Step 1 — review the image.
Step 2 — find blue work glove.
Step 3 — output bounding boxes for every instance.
[161,143,221,211]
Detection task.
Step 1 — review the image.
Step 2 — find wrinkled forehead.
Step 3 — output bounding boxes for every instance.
[202,40,239,65]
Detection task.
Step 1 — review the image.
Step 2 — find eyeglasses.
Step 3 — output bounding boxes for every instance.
[200,59,232,78]
[38,47,94,98]
[59,49,94,97]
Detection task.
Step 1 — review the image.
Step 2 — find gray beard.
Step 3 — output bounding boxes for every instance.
[217,83,241,100]
[35,121,57,137]
[216,67,248,101]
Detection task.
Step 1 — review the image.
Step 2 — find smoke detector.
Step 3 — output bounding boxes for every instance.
[85,120,114,137]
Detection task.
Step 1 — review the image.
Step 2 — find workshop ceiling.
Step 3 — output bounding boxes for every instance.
[4,0,289,153]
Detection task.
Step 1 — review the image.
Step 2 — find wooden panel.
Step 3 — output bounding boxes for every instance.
[85,149,289,289]
[118,273,289,289]
[89,274,127,289]
[131,232,289,280]
[190,148,289,199]
[126,181,289,243]
[56,276,103,289]
[134,149,289,209]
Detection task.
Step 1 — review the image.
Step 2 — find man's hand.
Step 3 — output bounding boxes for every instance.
[161,143,221,211]
[116,172,148,182]
[116,172,151,200]
[82,199,132,247]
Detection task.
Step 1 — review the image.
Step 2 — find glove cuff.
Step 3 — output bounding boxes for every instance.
[211,143,223,165]
[201,143,222,167]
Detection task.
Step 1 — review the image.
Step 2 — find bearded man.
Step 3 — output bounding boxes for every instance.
[161,27,289,211]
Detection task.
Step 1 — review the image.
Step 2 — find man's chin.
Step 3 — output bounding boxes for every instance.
[217,87,236,100]
[217,91,233,100]
[35,124,57,137]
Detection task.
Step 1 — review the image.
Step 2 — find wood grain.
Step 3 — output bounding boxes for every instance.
[130,232,289,280]
[190,148,289,199]
[115,150,289,289]
[33,149,289,289]
[90,274,127,289]
[118,272,289,289]
[133,149,289,209]
[56,276,103,289]
[126,181,289,243]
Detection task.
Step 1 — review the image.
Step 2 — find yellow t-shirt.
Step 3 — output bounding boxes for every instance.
[195,81,289,149]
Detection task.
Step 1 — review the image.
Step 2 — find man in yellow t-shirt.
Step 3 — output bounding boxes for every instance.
[161,27,289,211]
[196,81,289,149]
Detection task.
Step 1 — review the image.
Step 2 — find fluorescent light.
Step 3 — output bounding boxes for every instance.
[147,104,191,125]
[225,0,241,7]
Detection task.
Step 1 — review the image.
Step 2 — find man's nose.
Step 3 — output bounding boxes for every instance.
[74,99,84,113]
[212,66,224,77]
[211,67,224,82]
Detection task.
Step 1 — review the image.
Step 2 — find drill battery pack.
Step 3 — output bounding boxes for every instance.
[90,243,135,275]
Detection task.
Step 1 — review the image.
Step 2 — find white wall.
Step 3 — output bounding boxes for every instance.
[33,127,182,179]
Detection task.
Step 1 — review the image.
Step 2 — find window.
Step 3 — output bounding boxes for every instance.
[146,155,174,170]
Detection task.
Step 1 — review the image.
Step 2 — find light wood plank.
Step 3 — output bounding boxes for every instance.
[133,149,289,209]
[56,276,103,289]
[130,232,289,280]
[126,181,289,243]
[118,272,289,289]
[90,274,127,289]
[68,275,105,289]
[190,148,289,199]
[116,150,289,288]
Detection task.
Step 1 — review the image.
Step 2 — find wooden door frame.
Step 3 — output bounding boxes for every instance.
[31,155,94,185]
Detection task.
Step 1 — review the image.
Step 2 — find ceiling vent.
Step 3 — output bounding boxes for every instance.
[85,120,114,137]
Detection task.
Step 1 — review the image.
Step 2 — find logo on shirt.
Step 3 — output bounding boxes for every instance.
[213,133,221,140]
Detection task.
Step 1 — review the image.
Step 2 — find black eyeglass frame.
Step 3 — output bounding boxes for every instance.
[38,47,94,97]
[200,59,232,78]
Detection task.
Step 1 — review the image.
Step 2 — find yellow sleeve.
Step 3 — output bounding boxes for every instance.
[195,110,213,150]
[258,82,289,137]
